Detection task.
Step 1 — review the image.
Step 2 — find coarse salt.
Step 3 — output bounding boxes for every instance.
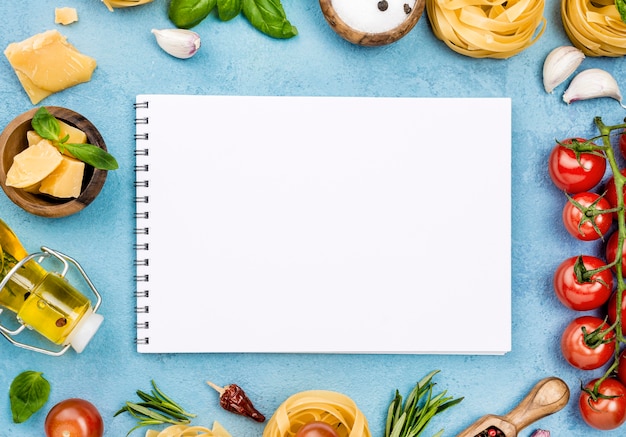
[331,0,417,34]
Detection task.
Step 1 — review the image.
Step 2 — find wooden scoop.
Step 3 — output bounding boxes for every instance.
[456,377,570,437]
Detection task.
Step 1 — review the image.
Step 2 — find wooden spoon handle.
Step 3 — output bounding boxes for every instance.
[504,377,570,432]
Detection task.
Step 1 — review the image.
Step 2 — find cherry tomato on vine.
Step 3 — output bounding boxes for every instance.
[562,192,613,240]
[604,168,626,215]
[295,421,340,437]
[607,291,626,336]
[619,130,626,160]
[548,138,606,193]
[605,231,626,277]
[579,378,626,430]
[44,398,104,437]
[561,316,615,370]
[618,350,626,387]
[553,256,613,311]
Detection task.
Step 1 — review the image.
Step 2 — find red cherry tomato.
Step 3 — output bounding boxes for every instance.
[561,316,614,370]
[607,291,626,336]
[44,398,104,437]
[618,350,626,387]
[295,421,340,437]
[605,231,626,277]
[548,138,606,193]
[553,256,613,311]
[579,378,626,430]
[604,168,626,215]
[562,192,613,240]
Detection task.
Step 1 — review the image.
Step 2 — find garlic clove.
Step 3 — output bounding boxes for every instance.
[151,28,201,59]
[563,68,625,108]
[530,430,550,437]
[542,45,585,93]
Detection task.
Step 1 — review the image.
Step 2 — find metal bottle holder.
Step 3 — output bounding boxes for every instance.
[0,246,102,356]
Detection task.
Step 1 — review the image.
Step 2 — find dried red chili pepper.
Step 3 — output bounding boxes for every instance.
[206,381,265,422]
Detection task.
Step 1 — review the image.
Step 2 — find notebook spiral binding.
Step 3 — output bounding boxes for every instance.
[134,100,151,347]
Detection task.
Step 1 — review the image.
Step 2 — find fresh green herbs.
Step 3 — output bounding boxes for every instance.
[32,107,118,171]
[114,380,196,436]
[617,0,626,23]
[168,0,298,39]
[385,370,463,437]
[9,370,51,423]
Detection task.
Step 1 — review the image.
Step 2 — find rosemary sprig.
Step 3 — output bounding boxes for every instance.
[114,380,196,436]
[385,370,463,437]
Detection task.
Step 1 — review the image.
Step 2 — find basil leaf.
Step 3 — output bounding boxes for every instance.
[9,371,50,423]
[217,0,242,21]
[617,0,626,23]
[242,0,298,39]
[62,143,119,170]
[168,0,216,29]
[32,107,61,142]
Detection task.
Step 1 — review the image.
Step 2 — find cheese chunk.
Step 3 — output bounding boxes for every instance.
[55,7,78,25]
[39,155,85,198]
[59,120,87,144]
[4,29,97,104]
[6,139,63,188]
[26,130,43,146]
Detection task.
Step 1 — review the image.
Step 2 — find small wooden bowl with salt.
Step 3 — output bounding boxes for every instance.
[0,107,108,218]
[319,0,426,46]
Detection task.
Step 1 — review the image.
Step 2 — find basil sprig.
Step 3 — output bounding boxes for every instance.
[32,107,119,171]
[168,0,297,39]
[617,0,626,23]
[9,370,51,423]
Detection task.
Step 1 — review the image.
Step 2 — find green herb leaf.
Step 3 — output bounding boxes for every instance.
[60,143,119,170]
[32,107,61,142]
[217,0,242,21]
[617,0,626,23]
[9,371,51,423]
[242,0,298,39]
[168,0,216,29]
[385,370,462,437]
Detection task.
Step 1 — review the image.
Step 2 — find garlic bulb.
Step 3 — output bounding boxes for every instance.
[530,430,550,437]
[542,46,585,93]
[563,68,625,108]
[151,28,201,59]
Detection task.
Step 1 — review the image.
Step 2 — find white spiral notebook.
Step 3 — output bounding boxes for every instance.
[133,94,511,354]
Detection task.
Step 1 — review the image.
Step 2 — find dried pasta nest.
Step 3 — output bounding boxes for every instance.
[561,0,626,57]
[262,390,371,437]
[426,0,546,58]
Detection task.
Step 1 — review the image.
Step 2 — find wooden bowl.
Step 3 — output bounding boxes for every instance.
[0,107,107,218]
[319,0,426,46]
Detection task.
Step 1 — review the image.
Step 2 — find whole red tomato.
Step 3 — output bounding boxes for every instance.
[553,256,613,311]
[44,398,104,437]
[580,378,626,430]
[561,316,615,370]
[562,192,613,240]
[607,291,626,336]
[295,421,340,437]
[604,168,626,215]
[548,138,606,193]
[605,231,626,277]
[618,350,626,387]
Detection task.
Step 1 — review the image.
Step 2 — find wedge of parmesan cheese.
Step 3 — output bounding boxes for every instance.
[6,139,63,188]
[55,7,78,25]
[4,29,97,104]
[39,155,85,198]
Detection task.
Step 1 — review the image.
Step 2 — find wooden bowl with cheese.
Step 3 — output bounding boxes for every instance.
[0,107,107,218]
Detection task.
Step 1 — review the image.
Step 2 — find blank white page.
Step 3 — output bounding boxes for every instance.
[134,95,511,354]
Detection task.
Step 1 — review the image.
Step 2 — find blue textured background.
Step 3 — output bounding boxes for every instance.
[1,0,626,436]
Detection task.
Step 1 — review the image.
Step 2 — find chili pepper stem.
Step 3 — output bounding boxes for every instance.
[206,380,226,395]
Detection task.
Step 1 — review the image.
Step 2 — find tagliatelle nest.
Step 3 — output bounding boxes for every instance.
[101,0,154,12]
[561,0,626,57]
[262,390,371,437]
[426,0,546,58]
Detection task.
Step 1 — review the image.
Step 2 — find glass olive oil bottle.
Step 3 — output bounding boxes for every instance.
[0,219,103,354]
